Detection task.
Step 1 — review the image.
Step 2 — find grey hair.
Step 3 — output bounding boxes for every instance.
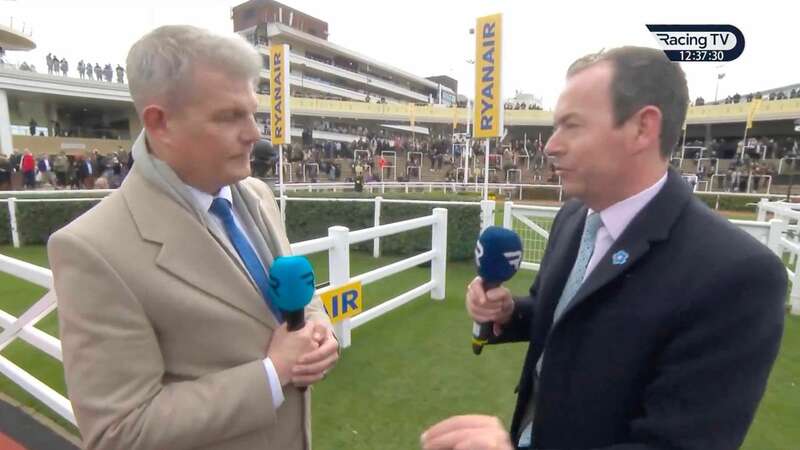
[126,25,262,115]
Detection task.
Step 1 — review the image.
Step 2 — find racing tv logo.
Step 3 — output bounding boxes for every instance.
[646,25,745,62]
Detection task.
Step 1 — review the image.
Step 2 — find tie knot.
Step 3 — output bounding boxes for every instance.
[209,197,233,220]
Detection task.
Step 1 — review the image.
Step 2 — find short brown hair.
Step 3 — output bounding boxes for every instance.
[567,46,689,158]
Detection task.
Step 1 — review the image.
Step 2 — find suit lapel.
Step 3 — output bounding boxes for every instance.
[553,168,693,325]
[122,169,275,329]
[239,178,292,257]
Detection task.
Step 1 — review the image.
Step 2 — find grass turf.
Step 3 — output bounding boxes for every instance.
[1,245,797,449]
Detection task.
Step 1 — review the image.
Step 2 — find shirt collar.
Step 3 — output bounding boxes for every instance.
[186,184,233,212]
[589,171,668,241]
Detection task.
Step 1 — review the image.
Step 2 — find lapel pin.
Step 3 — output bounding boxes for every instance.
[612,250,629,265]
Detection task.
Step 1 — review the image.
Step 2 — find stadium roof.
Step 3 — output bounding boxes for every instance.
[0,24,36,51]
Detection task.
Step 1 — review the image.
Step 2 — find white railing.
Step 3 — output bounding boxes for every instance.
[502,202,559,271]
[0,254,76,425]
[504,200,798,315]
[0,208,451,426]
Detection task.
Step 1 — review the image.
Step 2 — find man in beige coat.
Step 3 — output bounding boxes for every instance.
[48,25,338,450]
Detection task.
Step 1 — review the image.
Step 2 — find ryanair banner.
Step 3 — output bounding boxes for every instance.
[746,98,762,129]
[474,13,503,138]
[270,44,291,145]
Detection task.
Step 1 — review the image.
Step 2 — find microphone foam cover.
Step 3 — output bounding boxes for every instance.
[268,255,316,312]
[475,226,523,284]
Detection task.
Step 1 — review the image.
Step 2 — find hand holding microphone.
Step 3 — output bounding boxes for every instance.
[469,226,523,355]
[267,255,339,389]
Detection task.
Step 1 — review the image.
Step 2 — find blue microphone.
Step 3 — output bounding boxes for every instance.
[267,256,316,332]
[472,226,523,355]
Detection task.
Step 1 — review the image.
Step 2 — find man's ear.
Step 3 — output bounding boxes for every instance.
[629,105,662,157]
[141,105,169,143]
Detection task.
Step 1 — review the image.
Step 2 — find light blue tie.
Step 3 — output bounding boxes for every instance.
[209,198,282,322]
[536,212,602,375]
[521,212,603,448]
[552,212,603,324]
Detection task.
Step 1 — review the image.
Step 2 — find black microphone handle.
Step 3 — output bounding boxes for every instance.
[282,308,308,392]
[285,309,305,332]
[472,279,502,355]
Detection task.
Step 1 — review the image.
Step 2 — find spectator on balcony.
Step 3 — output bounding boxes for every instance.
[104,64,113,82]
[54,151,70,188]
[0,46,5,63]
[733,92,741,103]
[116,64,125,83]
[78,60,86,79]
[94,63,102,80]
[695,96,705,106]
[20,149,36,189]
[86,61,94,80]
[29,118,37,136]
[46,53,54,74]
[60,58,68,76]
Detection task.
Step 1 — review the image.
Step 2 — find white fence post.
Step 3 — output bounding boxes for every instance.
[480,199,495,231]
[328,225,352,348]
[767,219,785,257]
[431,208,448,300]
[503,201,514,229]
[280,195,287,224]
[790,266,800,316]
[757,198,769,222]
[373,196,382,258]
[8,197,19,248]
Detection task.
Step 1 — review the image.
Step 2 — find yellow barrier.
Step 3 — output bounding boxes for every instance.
[255,96,800,127]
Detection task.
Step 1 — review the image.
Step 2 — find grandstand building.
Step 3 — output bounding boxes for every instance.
[1,3,799,193]
[232,0,457,106]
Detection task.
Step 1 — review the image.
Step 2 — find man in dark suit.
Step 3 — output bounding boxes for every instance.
[422,47,787,450]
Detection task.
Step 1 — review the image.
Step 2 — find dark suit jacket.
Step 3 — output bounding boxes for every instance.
[493,168,787,450]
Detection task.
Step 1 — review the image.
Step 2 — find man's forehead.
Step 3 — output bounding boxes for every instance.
[554,62,613,119]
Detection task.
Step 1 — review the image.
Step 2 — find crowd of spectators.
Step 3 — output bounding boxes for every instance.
[0,147,132,191]
[45,53,126,83]
[696,88,800,106]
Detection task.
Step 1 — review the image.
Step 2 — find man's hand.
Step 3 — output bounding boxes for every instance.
[466,276,514,336]
[266,322,318,387]
[421,415,513,450]
[291,321,339,387]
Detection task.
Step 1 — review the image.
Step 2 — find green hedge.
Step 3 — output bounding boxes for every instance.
[0,191,483,261]
[695,193,763,212]
[0,200,99,245]
[0,205,9,244]
[284,191,482,261]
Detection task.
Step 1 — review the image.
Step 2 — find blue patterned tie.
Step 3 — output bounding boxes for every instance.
[552,212,603,323]
[536,212,602,375]
[209,198,282,322]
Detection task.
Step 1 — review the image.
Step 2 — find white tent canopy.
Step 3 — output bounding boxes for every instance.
[380,124,430,135]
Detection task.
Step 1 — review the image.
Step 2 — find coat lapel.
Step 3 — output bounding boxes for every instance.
[554,168,692,324]
[122,169,275,329]
[239,178,292,257]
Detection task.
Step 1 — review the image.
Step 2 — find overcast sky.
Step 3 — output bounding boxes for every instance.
[2,0,797,109]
